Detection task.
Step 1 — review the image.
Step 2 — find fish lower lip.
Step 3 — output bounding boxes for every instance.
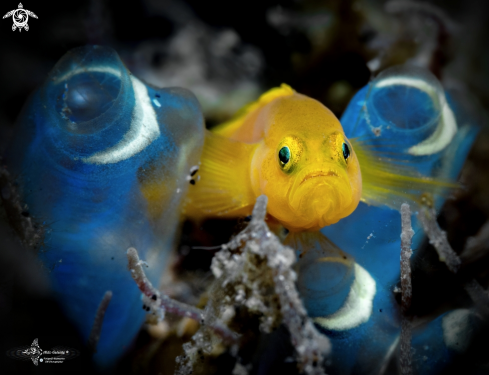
[300,171,338,185]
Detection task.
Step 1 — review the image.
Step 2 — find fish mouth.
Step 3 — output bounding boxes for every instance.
[300,171,338,186]
[287,166,352,227]
[291,167,344,195]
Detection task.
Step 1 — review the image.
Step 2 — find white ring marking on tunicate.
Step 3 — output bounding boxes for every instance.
[153,98,161,107]
[373,76,457,155]
[53,66,123,84]
[408,102,457,155]
[314,263,376,331]
[375,77,438,93]
[82,76,160,164]
[442,308,471,352]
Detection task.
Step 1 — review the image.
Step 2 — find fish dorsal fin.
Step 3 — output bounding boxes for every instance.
[183,130,258,218]
[212,84,295,141]
[351,137,458,209]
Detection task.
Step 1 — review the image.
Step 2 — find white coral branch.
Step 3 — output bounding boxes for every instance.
[399,203,414,375]
[211,195,330,375]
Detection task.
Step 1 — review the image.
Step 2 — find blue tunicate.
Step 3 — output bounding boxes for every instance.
[3,45,205,370]
[296,65,478,373]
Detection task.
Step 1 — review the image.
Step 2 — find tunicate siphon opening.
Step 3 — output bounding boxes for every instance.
[366,65,446,132]
[57,71,121,124]
[43,46,129,135]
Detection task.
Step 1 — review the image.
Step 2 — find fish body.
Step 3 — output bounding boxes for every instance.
[185,84,363,231]
[185,69,457,232]
[3,46,205,369]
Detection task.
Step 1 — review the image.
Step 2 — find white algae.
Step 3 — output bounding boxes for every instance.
[206,195,331,375]
[128,195,331,375]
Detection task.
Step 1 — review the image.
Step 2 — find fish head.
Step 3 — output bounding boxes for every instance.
[251,93,362,231]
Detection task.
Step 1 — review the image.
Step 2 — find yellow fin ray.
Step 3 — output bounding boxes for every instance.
[351,137,459,208]
[183,131,257,218]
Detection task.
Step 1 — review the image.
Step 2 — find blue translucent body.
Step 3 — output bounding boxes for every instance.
[300,66,478,373]
[4,46,205,369]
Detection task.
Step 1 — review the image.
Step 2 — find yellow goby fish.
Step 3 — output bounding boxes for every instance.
[154,84,454,232]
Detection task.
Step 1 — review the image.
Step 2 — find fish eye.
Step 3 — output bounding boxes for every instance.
[279,146,291,166]
[342,142,350,161]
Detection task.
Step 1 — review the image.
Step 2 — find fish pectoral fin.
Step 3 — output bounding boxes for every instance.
[284,231,350,259]
[351,137,459,209]
[183,130,257,218]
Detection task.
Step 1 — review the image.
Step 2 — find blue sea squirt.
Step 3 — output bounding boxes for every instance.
[308,66,480,374]
[2,45,205,369]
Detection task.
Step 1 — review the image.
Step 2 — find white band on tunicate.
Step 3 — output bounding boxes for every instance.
[82,76,160,164]
[314,263,376,331]
[408,101,457,156]
[53,66,123,84]
[374,76,457,156]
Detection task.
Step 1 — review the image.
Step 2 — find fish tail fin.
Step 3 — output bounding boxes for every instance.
[351,137,460,209]
[212,84,295,137]
[183,130,257,218]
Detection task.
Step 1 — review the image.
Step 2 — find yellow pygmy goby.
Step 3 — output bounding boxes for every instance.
[161,84,455,231]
